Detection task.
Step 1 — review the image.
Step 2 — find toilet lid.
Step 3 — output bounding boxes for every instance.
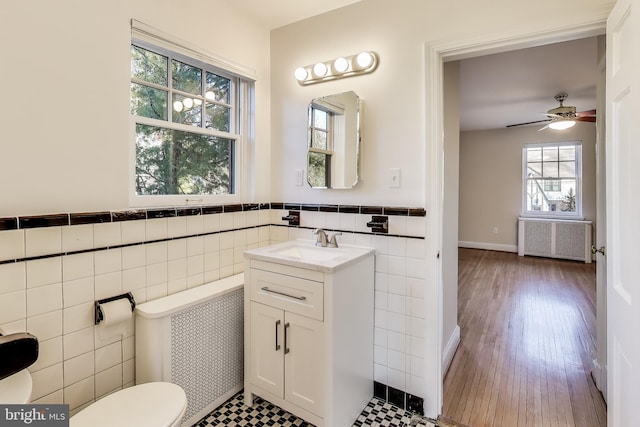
[0,369,32,404]
[70,382,186,427]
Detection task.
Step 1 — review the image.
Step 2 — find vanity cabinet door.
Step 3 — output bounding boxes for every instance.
[250,301,284,398]
[284,311,325,417]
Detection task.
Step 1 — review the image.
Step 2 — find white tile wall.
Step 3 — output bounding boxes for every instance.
[0,210,272,411]
[0,229,25,261]
[0,207,426,410]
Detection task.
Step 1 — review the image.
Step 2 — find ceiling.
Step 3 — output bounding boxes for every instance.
[228,2,599,133]
[229,0,362,30]
[458,36,599,131]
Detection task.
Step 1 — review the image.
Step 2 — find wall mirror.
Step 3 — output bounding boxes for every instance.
[307,91,361,189]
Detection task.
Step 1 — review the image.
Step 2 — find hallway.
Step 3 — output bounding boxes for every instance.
[443,249,606,426]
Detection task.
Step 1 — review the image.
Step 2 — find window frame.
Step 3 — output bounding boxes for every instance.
[521,141,583,218]
[129,37,253,208]
[307,105,335,188]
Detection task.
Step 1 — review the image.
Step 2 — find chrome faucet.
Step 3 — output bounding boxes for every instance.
[313,229,328,247]
[313,229,342,248]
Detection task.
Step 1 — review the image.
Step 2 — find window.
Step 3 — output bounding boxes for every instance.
[307,106,333,187]
[130,37,252,205]
[522,142,582,217]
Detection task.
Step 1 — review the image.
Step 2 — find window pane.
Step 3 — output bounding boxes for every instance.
[526,178,576,213]
[308,152,328,187]
[312,130,328,150]
[542,146,558,161]
[527,147,542,162]
[526,162,542,177]
[205,72,230,103]
[542,162,559,178]
[172,94,202,126]
[314,110,328,129]
[559,180,577,212]
[559,146,575,161]
[559,161,575,177]
[135,124,232,195]
[172,60,201,95]
[131,46,167,85]
[131,83,168,120]
[205,103,231,132]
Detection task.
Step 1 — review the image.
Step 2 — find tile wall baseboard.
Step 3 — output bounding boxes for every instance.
[374,381,424,415]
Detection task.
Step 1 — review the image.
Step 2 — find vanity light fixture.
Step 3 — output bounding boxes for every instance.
[295,51,378,85]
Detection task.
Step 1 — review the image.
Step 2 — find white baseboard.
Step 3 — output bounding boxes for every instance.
[442,325,460,378]
[592,358,607,401]
[458,241,518,253]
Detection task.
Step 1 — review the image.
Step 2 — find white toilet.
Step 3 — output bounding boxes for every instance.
[0,363,187,427]
[70,381,187,427]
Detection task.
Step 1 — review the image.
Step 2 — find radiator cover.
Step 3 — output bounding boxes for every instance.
[518,217,592,263]
[135,275,245,427]
[170,290,244,425]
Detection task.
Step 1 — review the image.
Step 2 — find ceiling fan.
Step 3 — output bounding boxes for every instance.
[506,93,597,130]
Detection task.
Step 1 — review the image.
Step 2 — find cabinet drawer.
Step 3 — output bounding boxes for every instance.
[250,269,323,321]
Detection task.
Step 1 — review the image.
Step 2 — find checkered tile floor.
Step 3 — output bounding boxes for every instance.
[194,392,437,426]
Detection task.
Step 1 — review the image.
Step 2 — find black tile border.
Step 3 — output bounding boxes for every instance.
[374,381,425,415]
[2,202,425,231]
[373,381,424,415]
[0,217,18,231]
[19,214,69,229]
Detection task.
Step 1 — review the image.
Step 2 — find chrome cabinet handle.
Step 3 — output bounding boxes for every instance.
[275,319,281,351]
[260,287,307,301]
[284,322,290,354]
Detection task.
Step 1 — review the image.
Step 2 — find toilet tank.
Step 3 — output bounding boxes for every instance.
[135,274,244,426]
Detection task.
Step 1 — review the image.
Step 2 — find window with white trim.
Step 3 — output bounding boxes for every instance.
[129,27,253,206]
[522,142,582,217]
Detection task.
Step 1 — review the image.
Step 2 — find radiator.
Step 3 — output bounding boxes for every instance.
[518,218,592,263]
[135,274,244,426]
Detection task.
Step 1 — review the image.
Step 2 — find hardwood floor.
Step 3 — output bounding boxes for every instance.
[443,249,606,427]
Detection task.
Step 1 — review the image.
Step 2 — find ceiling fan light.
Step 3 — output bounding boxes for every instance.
[548,120,576,130]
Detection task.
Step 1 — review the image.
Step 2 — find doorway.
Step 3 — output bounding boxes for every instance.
[423,20,608,419]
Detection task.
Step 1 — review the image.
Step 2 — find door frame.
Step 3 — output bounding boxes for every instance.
[424,17,608,417]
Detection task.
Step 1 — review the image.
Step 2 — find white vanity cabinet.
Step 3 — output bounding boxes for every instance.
[244,240,375,427]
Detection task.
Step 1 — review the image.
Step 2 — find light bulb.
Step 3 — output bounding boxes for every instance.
[173,100,184,112]
[192,98,202,106]
[548,120,576,130]
[313,62,328,77]
[205,91,215,100]
[356,52,374,69]
[333,57,349,73]
[182,98,193,109]
[294,67,308,81]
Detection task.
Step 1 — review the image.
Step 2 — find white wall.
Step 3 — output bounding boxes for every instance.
[442,62,459,369]
[0,0,272,217]
[459,123,597,250]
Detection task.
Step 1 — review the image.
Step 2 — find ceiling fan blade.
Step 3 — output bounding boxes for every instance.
[577,109,596,117]
[506,119,551,128]
[576,116,596,122]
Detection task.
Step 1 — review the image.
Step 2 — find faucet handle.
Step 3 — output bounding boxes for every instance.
[328,232,342,248]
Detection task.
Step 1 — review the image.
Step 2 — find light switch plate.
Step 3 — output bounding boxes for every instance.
[389,168,401,188]
[295,169,304,186]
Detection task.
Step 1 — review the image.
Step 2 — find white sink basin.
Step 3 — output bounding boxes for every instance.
[244,240,374,272]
